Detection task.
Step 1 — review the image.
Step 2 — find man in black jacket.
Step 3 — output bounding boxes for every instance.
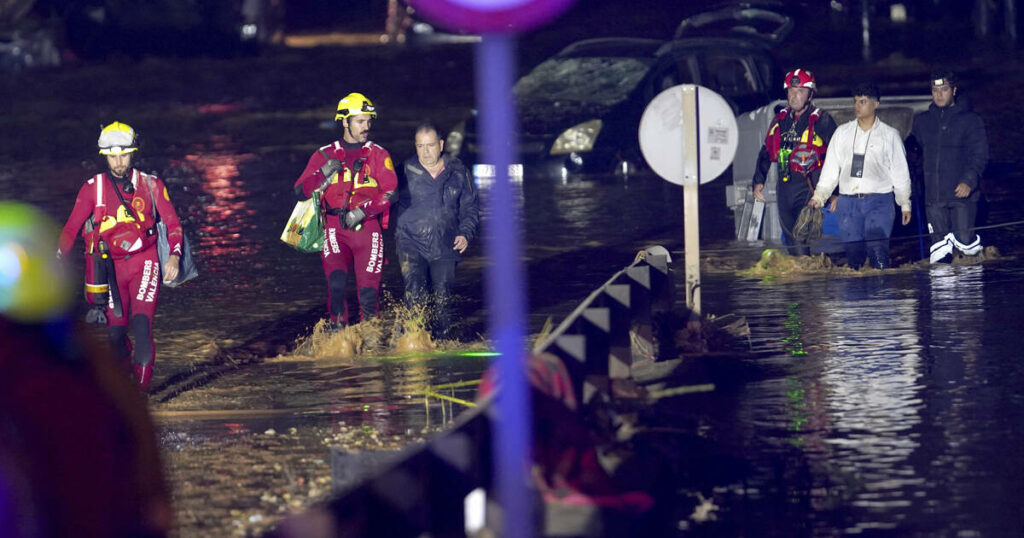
[910,70,989,263]
[396,123,480,340]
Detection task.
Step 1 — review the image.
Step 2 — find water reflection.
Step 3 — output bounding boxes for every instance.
[181,151,258,264]
[156,354,486,439]
[705,264,1024,536]
[820,288,923,532]
[911,265,992,536]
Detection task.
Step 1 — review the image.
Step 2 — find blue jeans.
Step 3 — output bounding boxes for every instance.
[836,193,896,269]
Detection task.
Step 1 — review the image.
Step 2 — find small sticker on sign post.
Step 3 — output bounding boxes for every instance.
[707,126,729,144]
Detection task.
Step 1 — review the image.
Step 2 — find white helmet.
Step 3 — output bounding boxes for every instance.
[98,122,138,155]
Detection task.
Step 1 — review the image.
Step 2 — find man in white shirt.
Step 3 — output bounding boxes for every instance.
[810,84,912,269]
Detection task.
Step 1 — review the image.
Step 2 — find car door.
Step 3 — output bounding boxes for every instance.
[698,51,766,114]
[642,53,699,103]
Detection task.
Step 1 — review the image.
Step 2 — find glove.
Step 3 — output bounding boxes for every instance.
[316,158,343,192]
[343,207,366,230]
[85,305,107,325]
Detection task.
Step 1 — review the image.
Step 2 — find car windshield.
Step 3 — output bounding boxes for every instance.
[514,57,655,107]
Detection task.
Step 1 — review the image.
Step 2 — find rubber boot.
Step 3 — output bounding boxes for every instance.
[328,270,349,325]
[108,325,133,374]
[134,363,153,392]
[358,286,379,322]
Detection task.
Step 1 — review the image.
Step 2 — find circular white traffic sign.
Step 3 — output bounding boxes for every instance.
[639,84,738,185]
[408,0,577,33]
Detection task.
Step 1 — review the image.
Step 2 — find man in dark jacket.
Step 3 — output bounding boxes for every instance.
[396,123,480,340]
[910,70,989,263]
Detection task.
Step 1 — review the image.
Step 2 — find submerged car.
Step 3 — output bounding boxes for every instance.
[446,36,779,177]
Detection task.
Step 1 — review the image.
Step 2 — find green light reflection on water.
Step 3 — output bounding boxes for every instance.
[366,349,500,362]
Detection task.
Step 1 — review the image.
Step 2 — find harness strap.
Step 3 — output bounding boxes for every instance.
[319,144,370,214]
[769,106,825,190]
[93,173,106,220]
[108,173,156,238]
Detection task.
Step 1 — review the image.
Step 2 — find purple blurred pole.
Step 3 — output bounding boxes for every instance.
[476,33,533,538]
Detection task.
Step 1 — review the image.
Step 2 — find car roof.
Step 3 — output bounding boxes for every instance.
[655,36,775,57]
[552,36,774,63]
[673,2,795,45]
[555,38,667,59]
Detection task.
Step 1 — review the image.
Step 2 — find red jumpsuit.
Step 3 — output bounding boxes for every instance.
[59,169,183,381]
[294,140,397,325]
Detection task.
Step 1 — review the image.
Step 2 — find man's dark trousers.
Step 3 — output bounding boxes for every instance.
[926,200,977,247]
[778,178,813,255]
[398,249,456,339]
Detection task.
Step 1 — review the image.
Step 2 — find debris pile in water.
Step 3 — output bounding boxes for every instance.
[670,313,751,355]
[952,245,1002,264]
[738,249,855,280]
[739,245,1004,280]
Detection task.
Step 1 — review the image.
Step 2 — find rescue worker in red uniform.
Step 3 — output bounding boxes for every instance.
[293,93,398,328]
[57,122,184,390]
[752,69,838,255]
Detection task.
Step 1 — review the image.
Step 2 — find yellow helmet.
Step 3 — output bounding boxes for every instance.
[98,121,138,155]
[335,93,376,121]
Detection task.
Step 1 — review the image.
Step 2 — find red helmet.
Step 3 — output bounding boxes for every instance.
[784,69,816,91]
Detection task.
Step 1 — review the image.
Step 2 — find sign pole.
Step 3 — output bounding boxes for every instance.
[680,85,701,315]
[640,83,737,318]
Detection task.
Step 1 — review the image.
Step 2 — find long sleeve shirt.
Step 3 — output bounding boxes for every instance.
[812,117,912,213]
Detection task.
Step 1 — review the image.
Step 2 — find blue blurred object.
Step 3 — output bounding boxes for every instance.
[476,34,535,538]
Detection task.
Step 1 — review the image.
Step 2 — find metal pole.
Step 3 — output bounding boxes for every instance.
[683,184,701,315]
[681,86,701,315]
[1006,0,1018,43]
[976,0,990,38]
[475,34,533,538]
[861,0,871,62]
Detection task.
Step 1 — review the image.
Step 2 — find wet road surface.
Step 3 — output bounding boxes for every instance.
[4,40,1024,536]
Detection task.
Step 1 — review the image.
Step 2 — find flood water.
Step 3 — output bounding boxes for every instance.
[3,42,1024,536]
[689,263,1024,537]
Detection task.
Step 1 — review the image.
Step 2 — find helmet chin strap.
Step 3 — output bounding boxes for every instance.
[109,166,133,191]
[341,120,356,143]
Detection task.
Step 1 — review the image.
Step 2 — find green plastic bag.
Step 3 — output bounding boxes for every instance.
[281,192,325,253]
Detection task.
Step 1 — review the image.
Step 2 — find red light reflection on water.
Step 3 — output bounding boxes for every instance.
[182,152,258,263]
[197,103,242,115]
